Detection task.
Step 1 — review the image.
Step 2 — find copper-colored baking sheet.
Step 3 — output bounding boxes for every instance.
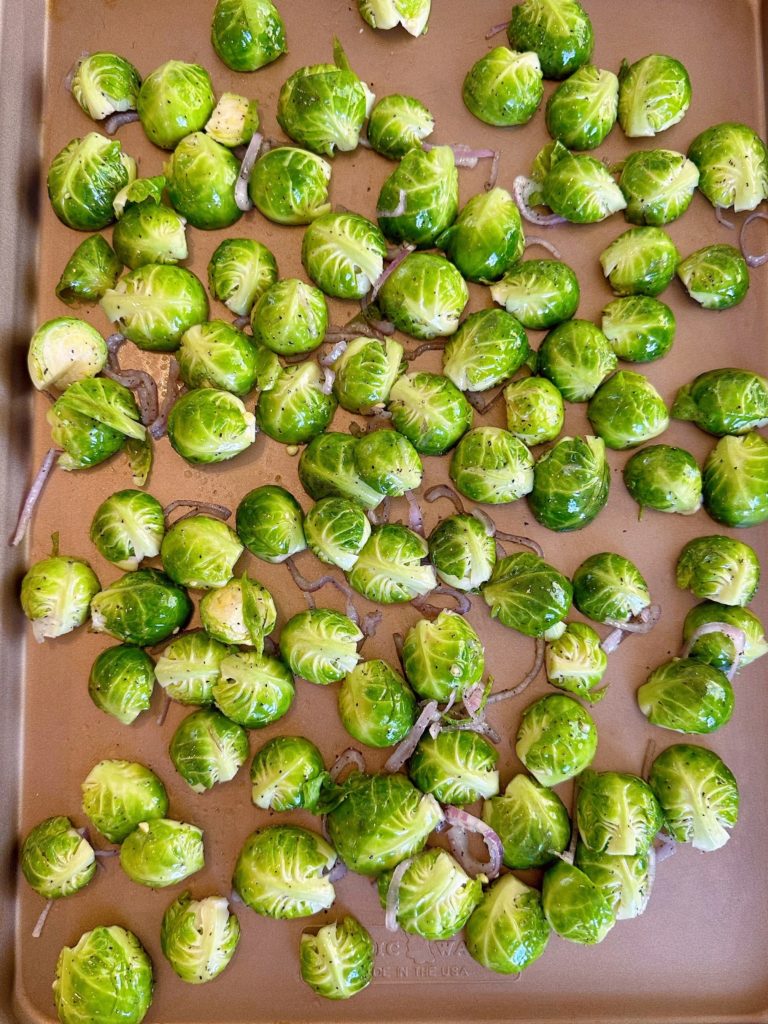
[3,0,768,1021]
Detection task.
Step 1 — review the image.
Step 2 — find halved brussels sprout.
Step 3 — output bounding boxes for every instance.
[120,818,204,888]
[154,632,231,706]
[29,318,108,392]
[572,551,650,624]
[577,770,663,856]
[677,244,749,310]
[338,660,416,748]
[48,377,145,470]
[280,609,361,686]
[206,92,260,148]
[428,513,496,592]
[462,47,543,126]
[250,278,328,355]
[588,370,669,450]
[113,203,188,269]
[101,264,208,351]
[300,917,373,1000]
[538,320,617,401]
[250,736,326,811]
[542,149,626,223]
[207,239,278,317]
[676,535,760,607]
[409,730,499,805]
[200,576,276,649]
[624,444,702,515]
[255,362,337,444]
[161,892,240,985]
[248,148,331,225]
[703,432,768,527]
[56,237,122,307]
[491,259,580,329]
[378,848,482,939]
[170,708,249,792]
[367,94,434,159]
[504,376,565,445]
[81,759,168,843]
[90,490,165,571]
[688,122,768,212]
[378,252,468,339]
[683,601,768,669]
[542,859,615,944]
[21,554,100,642]
[619,150,699,225]
[302,212,386,300]
[388,372,472,455]
[91,568,192,646]
[529,435,610,531]
[178,321,261,396]
[353,429,423,497]
[211,0,286,71]
[672,368,768,436]
[214,650,295,727]
[332,337,403,413]
[167,388,256,464]
[89,644,155,724]
[47,133,135,231]
[599,227,680,296]
[546,65,618,150]
[465,873,550,974]
[575,842,653,920]
[516,693,597,786]
[508,0,593,79]
[545,621,607,701]
[483,774,570,869]
[113,175,166,218]
[442,309,531,392]
[165,132,241,231]
[358,0,430,34]
[618,55,691,138]
[482,553,572,637]
[450,427,534,504]
[637,658,734,734]
[349,524,436,604]
[71,52,141,121]
[137,60,215,150]
[234,825,336,917]
[236,485,307,562]
[161,515,243,590]
[402,610,484,701]
[304,497,371,572]
[377,146,458,248]
[601,295,676,362]
[299,432,387,509]
[20,816,96,899]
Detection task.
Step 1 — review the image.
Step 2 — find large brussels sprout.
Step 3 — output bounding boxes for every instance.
[542,859,615,944]
[358,0,431,34]
[47,377,144,470]
[599,227,680,297]
[367,94,434,159]
[465,874,550,974]
[491,259,580,330]
[161,516,242,590]
[56,236,122,307]
[387,372,472,455]
[249,148,331,225]
[587,370,669,450]
[677,244,749,310]
[338,660,416,748]
[164,132,241,231]
[672,368,768,437]
[648,743,739,851]
[504,376,565,445]
[428,513,496,592]
[91,568,193,646]
[576,770,662,856]
[20,817,96,899]
[255,363,336,444]
[21,554,100,642]
[177,321,259,396]
[462,47,543,127]
[482,553,572,637]
[688,122,768,212]
[378,849,482,939]
[516,694,597,786]
[618,55,691,138]
[304,497,371,572]
[637,658,734,734]
[208,240,278,321]
[378,252,468,339]
[601,295,676,362]
[90,490,165,571]
[302,212,386,300]
[137,61,215,150]
[353,429,423,497]
[623,445,702,515]
[450,427,534,505]
[120,819,205,888]
[572,551,650,624]
[538,320,617,401]
[211,0,286,71]
[53,926,153,1024]
[683,601,768,669]
[250,736,326,811]
[205,92,260,148]
[28,318,107,392]
[280,609,361,686]
[154,632,231,706]
[402,610,483,701]
[101,264,208,352]
[543,149,626,223]
[442,309,531,392]
[161,892,240,985]
[214,650,295,726]
[483,774,570,869]
[507,0,593,79]
[546,65,618,150]
[349,524,436,604]
[409,730,499,805]
[170,708,249,792]
[233,825,336,917]
[619,150,699,225]
[545,621,607,701]
[299,432,387,509]
[676,535,760,607]
[113,203,188,269]
[575,843,653,920]
[89,645,155,724]
[377,146,458,248]
[703,432,768,527]
[300,917,373,1001]
[48,133,135,231]
[200,576,276,649]
[71,52,141,121]
[81,760,168,843]
[250,278,328,355]
[167,388,256,464]
[529,435,610,531]
[331,337,403,413]
[236,485,306,562]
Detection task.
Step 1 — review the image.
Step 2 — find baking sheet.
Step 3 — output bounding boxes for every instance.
[4,0,768,1021]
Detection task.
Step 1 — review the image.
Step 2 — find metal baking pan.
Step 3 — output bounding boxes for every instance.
[2,0,768,1021]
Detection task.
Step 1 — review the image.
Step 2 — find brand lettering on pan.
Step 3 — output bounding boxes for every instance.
[368,928,492,984]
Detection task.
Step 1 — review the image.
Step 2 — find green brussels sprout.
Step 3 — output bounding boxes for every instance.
[112,203,187,270]
[255,362,337,444]
[618,55,691,138]
[442,310,531,392]
[169,708,249,792]
[648,743,739,851]
[214,650,295,727]
[599,227,680,296]
[28,318,108,392]
[428,513,496,591]
[248,148,331,225]
[349,524,437,603]
[90,568,193,646]
[236,485,306,562]
[491,259,580,330]
[161,892,240,985]
[542,859,615,944]
[100,264,209,352]
[302,212,387,300]
[338,660,417,748]
[250,278,328,355]
[538,321,617,401]
[48,377,145,470]
[20,816,96,899]
[47,133,135,231]
[234,825,336,917]
[358,0,431,35]
[574,842,653,920]
[683,601,768,669]
[377,849,482,939]
[703,432,768,527]
[137,60,215,150]
[353,429,423,497]
[205,93,260,148]
[299,432,387,509]
[56,236,122,306]
[154,632,231,706]
[572,551,650,624]
[120,818,205,888]
[367,94,434,159]
[113,175,167,219]
[81,759,169,843]
[211,0,286,71]
[89,644,155,724]
[516,694,597,786]
[207,239,278,317]
[409,730,500,804]
[402,610,484,701]
[325,772,443,875]
[280,609,362,686]
[200,576,276,649]
[576,770,663,856]
[688,122,768,212]
[462,47,543,127]
[177,321,261,396]
[53,926,153,1024]
[378,252,468,339]
[304,497,371,572]
[388,372,472,455]
[482,552,572,637]
[439,188,526,285]
[331,337,404,414]
[587,370,670,450]
[637,658,734,734]
[71,52,141,121]
[677,244,750,310]
[529,435,610,531]
[623,445,702,515]
[465,873,550,974]
[449,427,534,505]
[546,65,618,150]
[544,621,607,700]
[504,376,565,445]
[21,554,100,642]
[676,535,760,607]
[483,774,570,869]
[619,150,699,225]
[672,368,768,436]
[167,388,256,464]
[601,295,676,362]
[542,149,626,223]
[161,516,243,590]
[300,917,373,1000]
[164,133,241,231]
[90,489,165,571]
[250,736,326,811]
[377,146,458,248]
[508,0,593,79]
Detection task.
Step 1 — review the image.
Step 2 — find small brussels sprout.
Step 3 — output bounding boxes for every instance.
[462,47,543,127]
[388,372,472,455]
[338,660,416,748]
[542,859,615,944]
[250,278,328,355]
[56,236,122,306]
[483,774,570,869]
[112,203,187,270]
[601,295,676,362]
[211,0,286,71]
[574,842,653,920]
[367,94,434,159]
[353,429,422,497]
[81,760,169,843]
[587,370,670,450]
[442,310,531,392]
[304,497,371,572]
[161,516,243,590]
[576,770,663,856]
[572,551,650,624]
[205,93,260,147]
[236,485,306,563]
[300,917,373,1001]
[545,622,607,700]
[402,610,484,701]
[137,60,215,150]
[200,576,276,649]
[89,645,155,724]
[599,227,680,297]
[113,175,166,218]
[207,239,278,317]
[409,730,500,805]
[508,0,593,79]
[101,264,209,352]
[164,133,241,231]
[21,554,100,642]
[349,524,437,604]
[465,873,550,974]
[255,362,337,444]
[20,817,96,899]
[482,553,572,637]
[542,149,626,223]
[538,321,617,401]
[677,244,750,311]
[332,337,403,414]
[154,632,230,706]
[90,489,165,571]
[688,122,768,212]
[302,212,386,300]
[673,368,768,437]
[619,150,699,225]
[250,736,326,811]
[516,694,597,786]
[177,321,261,396]
[28,318,108,393]
[624,445,702,515]
[53,926,153,1024]
[120,819,205,888]
[299,432,387,509]
[358,0,431,35]
[161,892,240,985]
[167,388,256,464]
[546,65,618,150]
[214,650,295,727]
[683,601,768,669]
[378,252,468,339]
[529,435,610,532]
[648,743,739,851]
[378,848,482,939]
[703,432,768,528]
[47,133,135,231]
[678,541,759,619]
[504,376,565,445]
[248,148,331,226]
[637,658,734,734]
[280,609,362,686]
[71,52,141,121]
[491,259,580,330]
[48,377,145,470]
[428,513,496,591]
[450,427,534,504]
[618,55,691,138]
[377,146,458,248]
[438,187,526,284]
[170,708,249,793]
[234,826,336,918]
[90,568,193,646]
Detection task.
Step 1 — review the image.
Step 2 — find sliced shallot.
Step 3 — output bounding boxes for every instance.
[715,205,736,230]
[485,149,501,191]
[485,21,508,38]
[104,110,140,135]
[512,175,567,226]
[486,636,544,704]
[63,51,88,92]
[411,586,471,619]
[441,719,501,744]
[393,631,405,672]
[385,700,440,772]
[102,366,159,426]
[327,860,348,882]
[604,603,661,634]
[330,747,366,781]
[467,387,505,415]
[681,621,747,680]
[10,447,58,547]
[234,131,263,212]
[424,484,465,515]
[385,857,413,931]
[106,332,127,370]
[149,358,181,439]
[423,142,497,170]
[163,499,232,525]
[156,693,171,727]
[494,530,543,558]
[361,609,383,639]
[232,315,250,330]
[404,489,425,536]
[319,366,335,394]
[471,507,496,536]
[525,236,563,258]
[463,682,485,717]
[739,210,768,267]
[367,497,392,526]
[404,340,448,362]
[654,832,677,864]
[32,899,55,939]
[368,242,415,303]
[320,340,348,366]
[600,626,627,654]
[443,805,503,879]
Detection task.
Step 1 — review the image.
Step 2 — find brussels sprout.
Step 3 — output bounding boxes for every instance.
[576,770,663,856]
[483,774,570,869]
[676,535,760,607]
[331,337,403,414]
[673,368,768,437]
[28,319,108,393]
[214,651,295,727]
[101,264,209,352]
[56,236,122,306]
[574,842,653,920]
[211,0,286,71]
[200,576,276,649]
[53,926,153,1024]
[248,149,331,228]
[161,516,243,590]
[703,432,768,527]
[618,55,691,138]
[601,295,676,362]
[20,817,96,899]
[299,432,387,509]
[546,65,618,150]
[234,825,336,918]
[47,133,135,231]
[177,321,260,396]
[428,513,496,591]
[516,694,597,786]
[402,610,484,701]
[236,485,307,562]
[255,362,337,444]
[504,376,565,445]
[625,444,702,516]
[90,568,193,646]
[137,61,215,150]
[81,760,169,843]
[683,601,768,669]
[113,175,167,218]
[71,52,141,121]
[325,772,443,875]
[90,490,165,571]
[409,730,500,805]
[491,259,580,330]
[112,203,187,271]
[367,94,434,159]
[648,743,739,851]
[161,892,240,985]
[482,553,572,637]
[462,47,543,127]
[250,278,328,355]
[545,622,607,700]
[677,244,750,311]
[300,917,373,1000]
[20,554,100,642]
[637,658,734,734]
[170,708,249,793]
[207,240,278,320]
[572,552,650,624]
[377,146,458,248]
[304,497,371,572]
[353,429,422,497]
[120,818,205,888]
[167,388,256,464]
[205,93,260,148]
[250,736,326,811]
[619,150,699,225]
[358,0,431,34]
[442,310,531,392]
[302,212,386,300]
[388,372,472,455]
[89,644,155,724]
[465,873,550,974]
[154,632,231,706]
[338,660,416,748]
[164,133,241,231]
[529,435,610,532]
[280,608,362,686]
[688,122,768,212]
[449,427,534,505]
[378,849,482,939]
[508,0,593,79]
[48,377,145,470]
[538,321,617,401]
[542,859,615,944]
[542,149,626,223]
[378,252,468,339]
[587,370,669,450]
[599,227,680,297]
[349,524,436,604]
[440,188,525,286]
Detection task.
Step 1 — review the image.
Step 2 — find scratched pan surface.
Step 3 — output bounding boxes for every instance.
[2,0,768,1021]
